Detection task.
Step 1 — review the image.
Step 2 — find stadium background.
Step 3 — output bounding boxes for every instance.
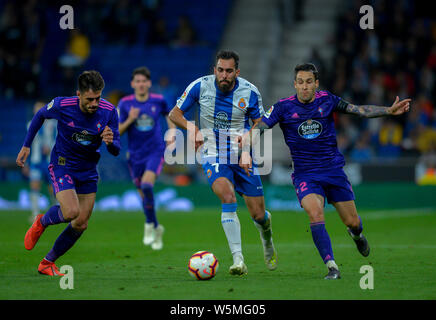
[0,0,435,212]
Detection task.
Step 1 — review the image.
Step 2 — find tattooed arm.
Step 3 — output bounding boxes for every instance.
[337,96,411,118]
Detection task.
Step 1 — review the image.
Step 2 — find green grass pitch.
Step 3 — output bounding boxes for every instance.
[1,207,436,300]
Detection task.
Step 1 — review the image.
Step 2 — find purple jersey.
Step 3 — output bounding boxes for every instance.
[118,93,169,163]
[262,90,345,174]
[23,96,120,171]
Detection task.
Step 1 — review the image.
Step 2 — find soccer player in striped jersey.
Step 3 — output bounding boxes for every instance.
[169,50,277,275]
[118,67,176,250]
[16,70,120,276]
[240,63,410,279]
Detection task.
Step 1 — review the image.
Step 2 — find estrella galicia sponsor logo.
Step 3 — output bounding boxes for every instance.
[298,119,323,139]
[135,114,154,131]
[214,111,230,130]
[72,130,98,146]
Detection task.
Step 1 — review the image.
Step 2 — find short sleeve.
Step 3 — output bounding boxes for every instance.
[330,91,350,113]
[247,89,264,120]
[40,97,61,120]
[176,79,201,112]
[261,103,281,128]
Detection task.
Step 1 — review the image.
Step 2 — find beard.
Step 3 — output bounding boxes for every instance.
[298,90,315,103]
[80,104,98,114]
[217,79,233,92]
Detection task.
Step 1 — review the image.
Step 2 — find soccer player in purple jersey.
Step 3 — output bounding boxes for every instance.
[16,70,120,276]
[240,63,410,279]
[118,67,176,250]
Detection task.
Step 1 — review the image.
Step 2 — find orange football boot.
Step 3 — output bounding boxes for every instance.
[24,214,46,250]
[38,259,65,276]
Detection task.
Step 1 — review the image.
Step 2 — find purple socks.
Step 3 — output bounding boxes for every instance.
[40,205,65,227]
[141,182,158,227]
[310,221,335,263]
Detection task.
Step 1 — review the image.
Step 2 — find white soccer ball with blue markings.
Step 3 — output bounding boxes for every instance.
[188,251,219,280]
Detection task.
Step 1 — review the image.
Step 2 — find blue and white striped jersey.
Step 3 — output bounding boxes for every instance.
[176,75,264,162]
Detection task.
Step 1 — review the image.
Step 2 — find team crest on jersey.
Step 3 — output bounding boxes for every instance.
[264,105,274,118]
[96,122,102,132]
[298,119,323,139]
[214,111,230,130]
[318,107,324,116]
[207,169,212,178]
[151,106,156,113]
[47,100,54,110]
[72,130,97,146]
[237,98,247,110]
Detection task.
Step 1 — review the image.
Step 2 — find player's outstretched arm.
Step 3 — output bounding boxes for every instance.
[343,96,411,118]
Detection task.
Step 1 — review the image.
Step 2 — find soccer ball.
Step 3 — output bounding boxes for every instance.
[188,251,219,280]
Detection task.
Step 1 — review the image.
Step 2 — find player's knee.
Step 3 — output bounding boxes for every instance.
[221,193,236,204]
[63,207,80,221]
[306,208,324,222]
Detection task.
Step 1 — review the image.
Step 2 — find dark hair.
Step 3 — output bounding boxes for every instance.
[216,50,239,69]
[131,66,151,81]
[294,63,319,80]
[78,70,105,92]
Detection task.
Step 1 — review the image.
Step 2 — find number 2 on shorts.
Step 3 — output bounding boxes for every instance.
[299,181,308,192]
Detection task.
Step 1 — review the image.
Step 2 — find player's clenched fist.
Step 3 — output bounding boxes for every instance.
[16,146,30,168]
[101,126,114,145]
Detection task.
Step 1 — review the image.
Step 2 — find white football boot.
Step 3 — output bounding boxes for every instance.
[143,222,155,246]
[254,212,277,270]
[229,253,248,275]
[151,224,165,250]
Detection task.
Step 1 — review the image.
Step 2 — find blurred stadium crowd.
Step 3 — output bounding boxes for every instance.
[326,0,436,166]
[0,0,435,183]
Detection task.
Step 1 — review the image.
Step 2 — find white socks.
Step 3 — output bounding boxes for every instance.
[221,210,242,258]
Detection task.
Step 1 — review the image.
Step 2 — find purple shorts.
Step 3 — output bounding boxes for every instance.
[291,168,355,206]
[128,154,165,188]
[48,164,98,195]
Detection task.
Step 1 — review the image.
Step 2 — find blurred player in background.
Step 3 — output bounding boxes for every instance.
[118,67,176,250]
[240,63,410,279]
[26,100,57,223]
[16,70,120,276]
[169,50,277,275]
